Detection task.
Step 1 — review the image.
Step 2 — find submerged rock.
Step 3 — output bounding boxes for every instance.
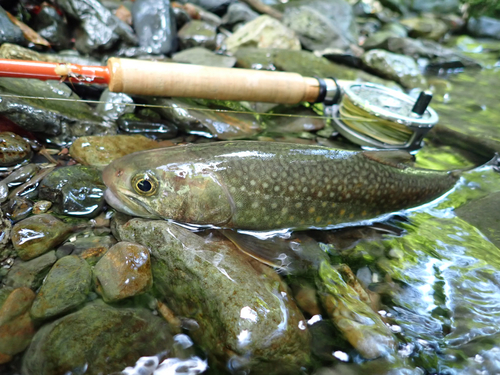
[178,20,217,50]
[362,49,427,88]
[11,215,73,261]
[468,16,500,40]
[132,0,177,54]
[172,47,236,67]
[70,135,161,167]
[0,132,32,167]
[224,15,301,53]
[39,166,106,218]
[30,255,92,321]
[22,301,173,375]
[114,218,311,373]
[93,242,152,302]
[3,251,57,290]
[58,235,116,265]
[0,287,36,356]
[282,0,358,53]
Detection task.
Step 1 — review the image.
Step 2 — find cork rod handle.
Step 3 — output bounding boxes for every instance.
[107,58,325,104]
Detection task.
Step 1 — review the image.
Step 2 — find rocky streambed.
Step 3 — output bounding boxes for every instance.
[0,0,500,374]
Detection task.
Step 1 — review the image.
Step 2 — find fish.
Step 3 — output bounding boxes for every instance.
[102,141,459,231]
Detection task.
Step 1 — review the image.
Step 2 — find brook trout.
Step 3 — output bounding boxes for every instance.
[103,141,459,231]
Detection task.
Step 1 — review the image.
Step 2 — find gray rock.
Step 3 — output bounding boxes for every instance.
[221,2,259,27]
[56,235,116,265]
[3,251,57,290]
[93,242,152,302]
[468,16,500,40]
[114,218,311,373]
[96,89,135,121]
[32,3,71,50]
[400,17,449,41]
[188,0,234,13]
[410,0,459,14]
[30,255,92,320]
[132,0,177,54]
[0,132,32,167]
[172,47,236,67]
[282,0,358,52]
[178,20,217,50]
[362,49,426,88]
[0,6,26,45]
[22,301,173,375]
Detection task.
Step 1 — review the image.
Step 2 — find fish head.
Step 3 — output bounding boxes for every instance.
[102,147,234,226]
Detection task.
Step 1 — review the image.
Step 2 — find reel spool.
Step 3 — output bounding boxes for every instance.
[329,82,439,151]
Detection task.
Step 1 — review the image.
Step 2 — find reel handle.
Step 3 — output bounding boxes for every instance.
[107,58,340,104]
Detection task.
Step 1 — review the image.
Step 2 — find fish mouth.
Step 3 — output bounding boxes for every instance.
[104,187,159,219]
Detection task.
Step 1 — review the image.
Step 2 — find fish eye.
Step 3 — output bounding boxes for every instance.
[131,173,158,196]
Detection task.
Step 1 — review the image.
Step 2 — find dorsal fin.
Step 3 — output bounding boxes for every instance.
[363,150,415,169]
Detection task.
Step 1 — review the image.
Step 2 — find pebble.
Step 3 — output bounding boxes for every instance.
[2,197,33,222]
[93,241,152,302]
[0,131,32,167]
[32,200,52,215]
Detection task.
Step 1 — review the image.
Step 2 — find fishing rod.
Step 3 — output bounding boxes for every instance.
[0,58,438,150]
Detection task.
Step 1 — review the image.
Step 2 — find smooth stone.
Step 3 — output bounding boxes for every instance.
[132,0,177,54]
[114,218,311,373]
[221,2,258,27]
[224,15,301,53]
[3,251,57,290]
[95,89,135,121]
[93,242,152,302]
[22,301,173,375]
[117,113,178,139]
[1,164,39,189]
[362,49,427,89]
[70,135,160,168]
[0,287,36,355]
[32,3,71,50]
[400,17,449,41]
[468,16,500,40]
[32,200,52,215]
[188,0,233,13]
[172,47,236,67]
[57,235,116,265]
[269,108,326,134]
[178,20,217,50]
[0,208,11,251]
[282,0,358,53]
[0,43,102,65]
[30,255,92,321]
[2,197,33,222]
[39,166,105,218]
[0,6,26,45]
[0,132,32,167]
[11,215,73,261]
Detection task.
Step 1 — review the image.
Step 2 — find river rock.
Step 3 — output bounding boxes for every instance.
[114,218,311,373]
[0,6,26,45]
[22,301,173,375]
[39,166,106,218]
[11,215,73,261]
[178,20,217,50]
[30,255,92,321]
[2,197,33,222]
[0,287,36,355]
[0,132,32,167]
[117,113,179,139]
[95,89,135,121]
[188,0,233,13]
[172,47,236,67]
[32,200,52,215]
[468,16,500,40]
[57,0,138,54]
[410,0,459,14]
[362,49,426,89]
[70,135,160,168]
[282,0,358,53]
[132,0,177,54]
[400,17,448,41]
[0,208,11,251]
[221,2,258,27]
[93,242,152,302]
[224,15,301,53]
[32,3,71,50]
[3,251,57,289]
[57,235,116,265]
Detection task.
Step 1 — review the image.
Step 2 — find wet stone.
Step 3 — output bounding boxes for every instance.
[0,208,11,251]
[2,197,33,222]
[30,255,92,321]
[39,165,105,218]
[400,17,449,41]
[66,235,116,265]
[0,132,32,167]
[70,135,160,168]
[117,114,178,139]
[0,287,36,356]
[132,0,177,54]
[11,214,73,261]
[32,3,71,50]
[362,49,427,89]
[172,47,236,67]
[0,6,26,45]
[22,301,173,375]
[468,16,500,40]
[32,200,52,215]
[224,15,301,53]
[221,2,258,27]
[178,20,217,50]
[3,251,57,290]
[95,89,135,121]
[93,241,152,302]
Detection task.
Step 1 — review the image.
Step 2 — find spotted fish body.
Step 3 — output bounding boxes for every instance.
[103,141,459,231]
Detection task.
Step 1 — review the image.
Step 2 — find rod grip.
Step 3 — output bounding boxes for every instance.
[107,58,322,104]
